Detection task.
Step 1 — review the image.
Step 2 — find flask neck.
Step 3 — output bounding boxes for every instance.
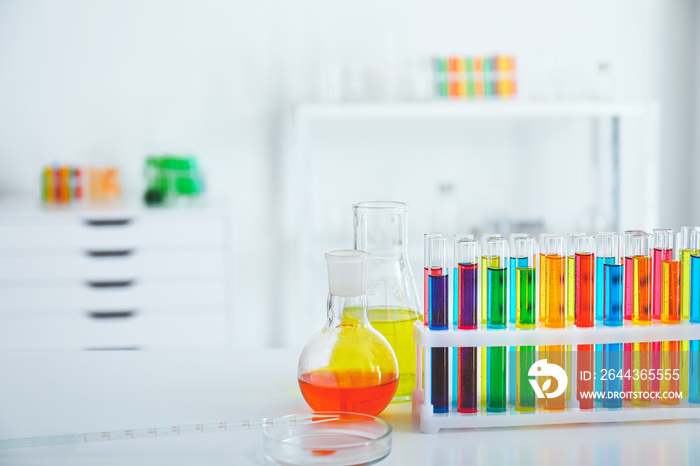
[354,207,409,258]
[326,294,369,327]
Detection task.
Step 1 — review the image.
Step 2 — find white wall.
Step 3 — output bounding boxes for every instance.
[0,0,696,347]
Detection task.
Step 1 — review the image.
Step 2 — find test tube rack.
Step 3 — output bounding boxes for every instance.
[412,321,700,433]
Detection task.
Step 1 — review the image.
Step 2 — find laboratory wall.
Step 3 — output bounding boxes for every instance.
[0,0,697,348]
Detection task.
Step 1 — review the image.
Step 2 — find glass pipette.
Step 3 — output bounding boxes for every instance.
[0,413,340,449]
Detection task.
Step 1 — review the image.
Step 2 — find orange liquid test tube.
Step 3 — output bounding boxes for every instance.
[473,57,484,97]
[541,234,566,410]
[660,232,682,405]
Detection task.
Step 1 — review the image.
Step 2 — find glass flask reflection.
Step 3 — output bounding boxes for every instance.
[297,250,399,416]
[353,201,422,401]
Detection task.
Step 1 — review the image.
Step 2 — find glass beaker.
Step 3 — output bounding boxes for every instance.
[297,250,399,416]
[353,201,422,401]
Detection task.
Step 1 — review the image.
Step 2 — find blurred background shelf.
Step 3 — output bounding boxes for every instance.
[296,100,658,120]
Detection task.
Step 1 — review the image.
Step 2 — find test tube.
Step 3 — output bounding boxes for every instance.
[624,230,644,321]
[538,233,552,324]
[623,230,644,396]
[425,234,449,413]
[653,229,673,320]
[595,232,615,322]
[660,232,681,405]
[454,238,478,413]
[679,227,697,399]
[681,226,700,320]
[424,233,442,326]
[630,233,653,406]
[508,232,529,408]
[688,230,700,404]
[565,233,583,404]
[594,232,613,403]
[43,166,53,203]
[485,238,508,412]
[651,229,673,394]
[542,235,566,329]
[602,234,624,408]
[479,233,501,407]
[514,237,536,412]
[574,236,595,328]
[452,234,475,410]
[566,233,585,323]
[480,233,502,325]
[574,235,595,409]
[691,230,700,324]
[453,234,475,328]
[509,233,529,325]
[541,234,566,410]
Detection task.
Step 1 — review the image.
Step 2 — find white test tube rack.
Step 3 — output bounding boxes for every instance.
[412,321,700,433]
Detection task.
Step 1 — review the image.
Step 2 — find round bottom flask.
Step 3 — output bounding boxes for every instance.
[297,250,399,416]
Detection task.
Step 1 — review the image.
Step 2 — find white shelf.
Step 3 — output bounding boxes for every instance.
[296,100,657,120]
[414,321,700,347]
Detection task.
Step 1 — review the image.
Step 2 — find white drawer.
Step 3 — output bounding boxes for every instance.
[0,250,225,282]
[0,216,225,253]
[0,280,227,316]
[0,312,226,350]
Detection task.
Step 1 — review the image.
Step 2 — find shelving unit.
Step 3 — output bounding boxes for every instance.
[283,99,660,348]
[296,101,656,120]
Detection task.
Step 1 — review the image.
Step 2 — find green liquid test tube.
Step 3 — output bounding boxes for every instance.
[480,233,501,408]
[515,237,536,411]
[486,238,508,412]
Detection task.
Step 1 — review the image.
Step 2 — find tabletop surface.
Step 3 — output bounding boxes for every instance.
[1,348,699,466]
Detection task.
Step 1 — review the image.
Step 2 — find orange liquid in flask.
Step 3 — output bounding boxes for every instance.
[298,370,398,416]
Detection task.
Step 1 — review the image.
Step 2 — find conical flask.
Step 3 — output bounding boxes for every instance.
[297,250,399,416]
[353,202,422,401]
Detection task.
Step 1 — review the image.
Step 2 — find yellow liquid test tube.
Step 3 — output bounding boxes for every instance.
[566,233,584,323]
[44,166,54,203]
[680,227,699,395]
[681,227,700,320]
[539,233,552,324]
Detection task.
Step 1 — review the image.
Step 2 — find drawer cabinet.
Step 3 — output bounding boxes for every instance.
[0,201,229,350]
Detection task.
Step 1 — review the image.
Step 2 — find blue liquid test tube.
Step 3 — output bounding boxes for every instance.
[602,234,624,408]
[689,230,700,403]
[453,237,478,413]
[595,232,615,322]
[426,234,449,413]
[508,233,528,407]
[594,232,614,402]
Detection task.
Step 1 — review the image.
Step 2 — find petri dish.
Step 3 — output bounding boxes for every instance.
[262,412,392,466]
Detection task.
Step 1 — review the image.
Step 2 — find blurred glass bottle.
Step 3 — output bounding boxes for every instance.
[353,201,422,401]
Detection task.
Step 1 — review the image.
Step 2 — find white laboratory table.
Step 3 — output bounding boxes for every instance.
[1,349,699,466]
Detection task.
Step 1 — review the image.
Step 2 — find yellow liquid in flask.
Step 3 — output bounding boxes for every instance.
[368,307,421,401]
